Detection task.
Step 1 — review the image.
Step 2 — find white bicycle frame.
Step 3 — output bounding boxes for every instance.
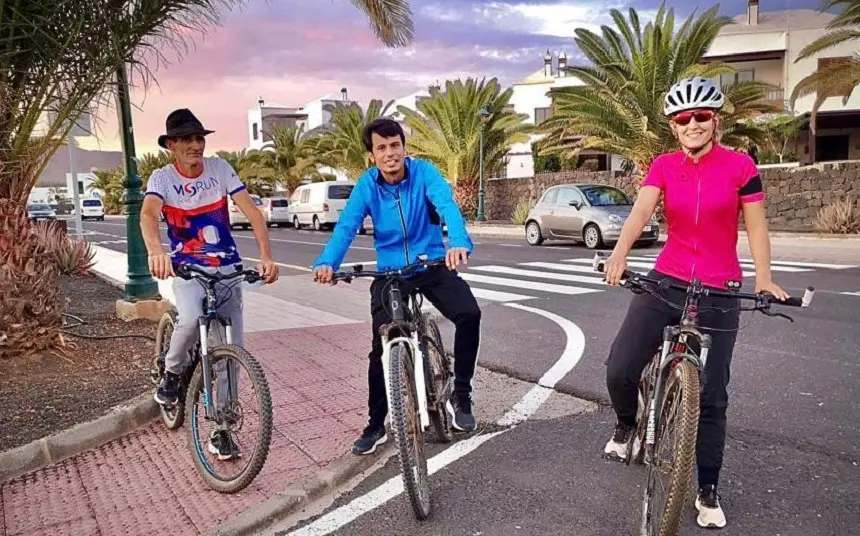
[380,331,431,431]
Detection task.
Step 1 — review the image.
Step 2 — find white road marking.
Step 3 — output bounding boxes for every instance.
[340,261,377,268]
[470,287,535,302]
[459,273,602,295]
[841,291,860,296]
[562,258,756,278]
[624,256,812,273]
[285,303,586,536]
[521,261,608,276]
[637,253,859,270]
[243,256,312,272]
[497,243,523,247]
[470,265,606,286]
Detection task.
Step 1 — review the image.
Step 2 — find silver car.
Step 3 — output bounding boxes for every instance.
[524,184,660,249]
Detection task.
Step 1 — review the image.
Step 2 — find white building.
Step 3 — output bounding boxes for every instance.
[703,0,860,162]
[246,88,354,150]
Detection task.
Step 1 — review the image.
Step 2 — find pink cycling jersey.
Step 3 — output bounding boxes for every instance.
[642,144,765,289]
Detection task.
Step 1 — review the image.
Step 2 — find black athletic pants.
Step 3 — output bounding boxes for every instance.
[365,265,481,431]
[605,270,741,488]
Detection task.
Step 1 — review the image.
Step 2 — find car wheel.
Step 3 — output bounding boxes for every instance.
[293,216,301,229]
[525,221,544,246]
[313,216,321,231]
[583,224,604,250]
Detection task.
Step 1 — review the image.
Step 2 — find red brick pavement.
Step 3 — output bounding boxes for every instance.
[1,322,374,536]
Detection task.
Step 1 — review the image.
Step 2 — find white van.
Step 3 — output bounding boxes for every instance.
[288,181,371,233]
[80,198,105,221]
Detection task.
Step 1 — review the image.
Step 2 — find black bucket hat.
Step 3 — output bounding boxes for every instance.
[157,108,215,148]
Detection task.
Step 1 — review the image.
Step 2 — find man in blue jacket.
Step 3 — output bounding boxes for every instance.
[312,118,481,455]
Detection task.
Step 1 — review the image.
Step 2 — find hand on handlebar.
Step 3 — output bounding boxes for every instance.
[603,252,628,286]
[313,265,335,285]
[446,248,469,270]
[148,252,174,280]
[755,278,790,301]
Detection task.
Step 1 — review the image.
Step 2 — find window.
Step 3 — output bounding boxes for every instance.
[327,184,354,199]
[82,199,102,207]
[720,69,754,87]
[580,185,632,206]
[270,198,288,207]
[534,107,553,125]
[555,187,583,206]
[252,122,259,140]
[540,188,559,204]
[28,203,51,211]
[300,189,310,203]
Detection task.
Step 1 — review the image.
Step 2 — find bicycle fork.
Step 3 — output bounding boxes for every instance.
[381,330,431,430]
[198,316,236,420]
[644,326,712,450]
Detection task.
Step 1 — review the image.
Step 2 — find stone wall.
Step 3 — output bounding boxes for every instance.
[486,161,860,232]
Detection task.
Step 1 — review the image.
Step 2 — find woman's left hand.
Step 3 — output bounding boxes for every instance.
[755,279,790,301]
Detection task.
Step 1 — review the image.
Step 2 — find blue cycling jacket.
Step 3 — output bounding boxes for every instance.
[312,157,473,272]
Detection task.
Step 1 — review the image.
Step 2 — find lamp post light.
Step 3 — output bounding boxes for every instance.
[116,64,158,301]
[476,106,490,222]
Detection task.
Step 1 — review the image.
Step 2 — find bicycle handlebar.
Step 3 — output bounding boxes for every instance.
[591,253,814,308]
[332,257,448,283]
[174,263,262,285]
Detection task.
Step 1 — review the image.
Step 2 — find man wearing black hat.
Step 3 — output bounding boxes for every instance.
[141,108,279,460]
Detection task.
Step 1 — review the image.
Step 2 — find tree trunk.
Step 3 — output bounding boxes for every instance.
[0,199,64,360]
[454,180,478,220]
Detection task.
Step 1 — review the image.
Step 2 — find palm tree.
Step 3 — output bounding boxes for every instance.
[257,125,323,192]
[537,3,776,176]
[0,0,415,360]
[307,99,395,178]
[137,150,175,186]
[398,78,533,216]
[88,168,125,214]
[790,1,860,115]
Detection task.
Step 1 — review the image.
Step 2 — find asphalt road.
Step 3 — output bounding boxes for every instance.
[81,218,860,535]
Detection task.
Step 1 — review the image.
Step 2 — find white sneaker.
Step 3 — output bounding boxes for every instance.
[696,485,727,529]
[603,421,633,461]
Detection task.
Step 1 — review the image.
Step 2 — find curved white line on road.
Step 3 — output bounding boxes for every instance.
[284,305,586,536]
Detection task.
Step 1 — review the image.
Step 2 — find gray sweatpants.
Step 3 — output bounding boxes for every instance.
[166,263,244,410]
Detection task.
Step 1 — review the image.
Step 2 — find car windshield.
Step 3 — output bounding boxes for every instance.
[270,199,288,207]
[28,204,51,211]
[251,195,263,206]
[328,185,353,199]
[82,199,102,207]
[581,186,632,206]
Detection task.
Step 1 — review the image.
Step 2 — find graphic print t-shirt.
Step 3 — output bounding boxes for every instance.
[145,157,246,267]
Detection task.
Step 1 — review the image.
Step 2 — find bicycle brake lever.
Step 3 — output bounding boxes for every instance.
[760,308,794,322]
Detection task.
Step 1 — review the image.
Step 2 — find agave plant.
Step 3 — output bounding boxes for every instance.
[537,3,776,176]
[399,78,533,216]
[0,0,414,359]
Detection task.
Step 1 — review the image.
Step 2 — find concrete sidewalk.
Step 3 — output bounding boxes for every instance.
[1,247,380,536]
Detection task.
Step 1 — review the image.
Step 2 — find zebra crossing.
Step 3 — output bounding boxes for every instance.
[460,254,859,303]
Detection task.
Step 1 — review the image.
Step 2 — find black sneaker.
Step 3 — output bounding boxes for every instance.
[351,426,387,455]
[695,484,727,528]
[208,430,241,461]
[155,371,182,405]
[603,420,633,461]
[447,394,477,432]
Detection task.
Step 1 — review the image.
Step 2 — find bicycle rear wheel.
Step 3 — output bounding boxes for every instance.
[389,342,431,520]
[641,358,700,536]
[152,312,184,430]
[185,344,273,493]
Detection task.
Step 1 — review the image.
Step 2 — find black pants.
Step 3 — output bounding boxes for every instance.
[365,266,481,430]
[605,270,740,488]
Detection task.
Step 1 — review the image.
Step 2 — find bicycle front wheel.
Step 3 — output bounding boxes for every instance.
[641,358,700,536]
[185,344,273,494]
[389,342,431,520]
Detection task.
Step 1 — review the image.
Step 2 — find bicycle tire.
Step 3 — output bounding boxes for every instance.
[628,355,659,465]
[422,313,453,444]
[389,342,432,520]
[642,358,700,536]
[153,312,184,430]
[185,344,273,494]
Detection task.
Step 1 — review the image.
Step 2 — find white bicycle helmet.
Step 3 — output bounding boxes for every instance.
[663,77,725,116]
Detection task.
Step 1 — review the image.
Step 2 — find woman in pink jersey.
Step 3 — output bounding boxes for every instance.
[601,77,789,529]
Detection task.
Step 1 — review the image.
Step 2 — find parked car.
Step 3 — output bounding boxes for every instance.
[228,193,264,229]
[524,184,659,249]
[287,181,372,233]
[262,196,290,227]
[26,202,57,221]
[79,198,105,221]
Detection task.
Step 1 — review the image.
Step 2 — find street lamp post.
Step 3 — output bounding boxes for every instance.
[476,106,490,222]
[116,64,158,301]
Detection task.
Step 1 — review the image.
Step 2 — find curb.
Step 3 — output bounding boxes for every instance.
[0,392,158,485]
[208,444,393,536]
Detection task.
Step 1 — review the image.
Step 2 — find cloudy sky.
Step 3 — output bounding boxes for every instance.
[79,0,819,156]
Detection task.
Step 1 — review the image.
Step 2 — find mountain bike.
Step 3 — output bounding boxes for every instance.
[149,261,273,494]
[332,255,455,520]
[592,252,814,536]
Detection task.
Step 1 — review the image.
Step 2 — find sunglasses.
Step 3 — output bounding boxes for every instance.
[672,109,715,126]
